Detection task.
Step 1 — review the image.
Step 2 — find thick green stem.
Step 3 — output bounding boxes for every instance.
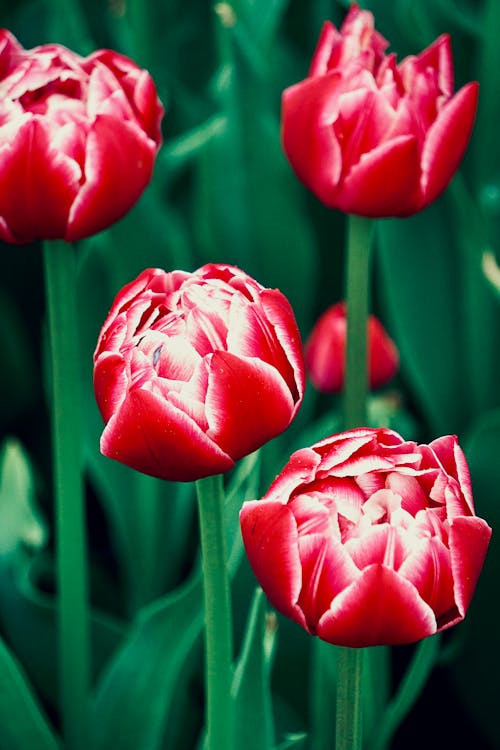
[343,215,375,430]
[43,240,90,750]
[335,648,364,750]
[196,474,234,750]
[311,639,337,750]
[333,215,374,750]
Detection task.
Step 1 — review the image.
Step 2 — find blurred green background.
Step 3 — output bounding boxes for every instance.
[0,0,499,748]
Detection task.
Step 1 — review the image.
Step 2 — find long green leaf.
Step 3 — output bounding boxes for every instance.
[92,570,204,750]
[232,588,276,750]
[0,635,59,750]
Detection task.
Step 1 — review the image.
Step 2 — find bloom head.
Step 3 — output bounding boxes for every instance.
[281,4,478,217]
[0,30,163,244]
[94,264,305,482]
[305,302,399,392]
[240,428,491,647]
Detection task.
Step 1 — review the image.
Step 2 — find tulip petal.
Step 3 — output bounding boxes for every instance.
[317,565,437,647]
[240,500,308,630]
[399,536,455,621]
[206,351,294,460]
[66,114,157,241]
[0,117,80,243]
[264,447,321,504]
[93,352,128,424]
[336,133,420,216]
[420,82,478,207]
[282,72,344,203]
[297,531,359,631]
[100,387,233,482]
[448,516,492,621]
[228,290,302,402]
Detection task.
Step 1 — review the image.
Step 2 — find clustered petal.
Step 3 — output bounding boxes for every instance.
[281,4,478,217]
[93,264,305,482]
[240,427,491,647]
[0,29,163,243]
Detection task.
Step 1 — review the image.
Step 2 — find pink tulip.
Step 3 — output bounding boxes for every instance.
[305,302,399,392]
[281,4,478,217]
[94,264,305,481]
[0,30,163,243]
[240,428,491,647]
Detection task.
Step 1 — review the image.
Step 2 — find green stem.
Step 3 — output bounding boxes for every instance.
[126,0,154,70]
[335,648,364,750]
[310,639,337,750]
[196,474,234,750]
[333,214,374,750]
[43,240,89,750]
[343,215,375,430]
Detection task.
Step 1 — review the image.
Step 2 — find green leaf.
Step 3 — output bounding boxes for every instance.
[92,452,260,750]
[369,636,441,750]
[274,733,307,750]
[449,409,500,747]
[0,552,125,711]
[232,588,276,750]
[0,634,59,750]
[193,20,317,332]
[92,570,204,750]
[230,0,290,52]
[376,201,471,435]
[0,439,47,555]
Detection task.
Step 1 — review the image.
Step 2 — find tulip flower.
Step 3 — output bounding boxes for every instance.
[305,302,399,392]
[94,264,305,482]
[281,4,478,217]
[240,428,491,647]
[0,30,163,244]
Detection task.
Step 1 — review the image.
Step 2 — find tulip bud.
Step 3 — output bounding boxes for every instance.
[305,302,399,393]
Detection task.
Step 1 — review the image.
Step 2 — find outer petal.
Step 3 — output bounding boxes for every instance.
[419,82,478,208]
[100,387,233,482]
[447,516,492,621]
[429,434,474,513]
[66,114,157,241]
[296,531,359,631]
[0,117,80,243]
[261,289,305,405]
[317,565,437,646]
[336,133,421,216]
[282,72,344,204]
[264,447,321,504]
[240,499,308,630]
[205,351,295,460]
[93,352,128,424]
[309,22,340,77]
